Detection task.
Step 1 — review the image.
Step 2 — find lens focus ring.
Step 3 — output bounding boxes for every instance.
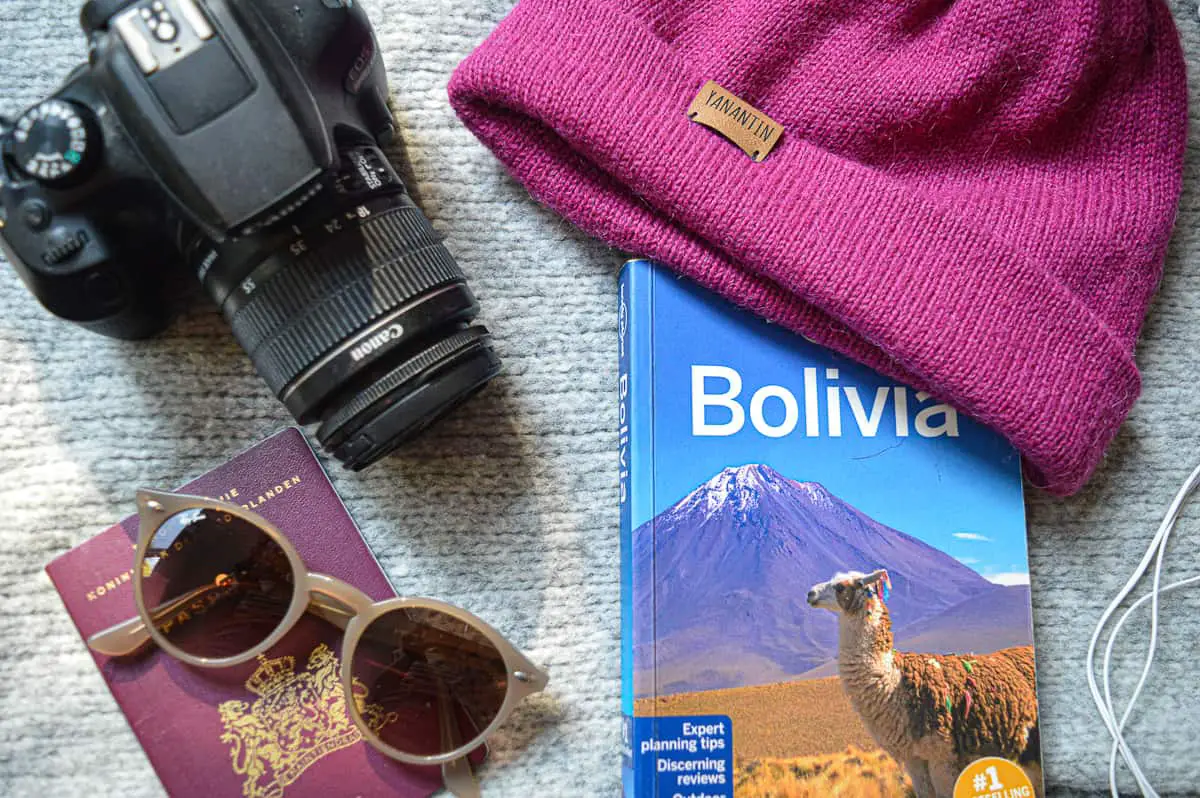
[229,199,466,395]
[318,326,491,441]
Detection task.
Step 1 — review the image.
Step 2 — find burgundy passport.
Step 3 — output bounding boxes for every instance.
[46,428,447,798]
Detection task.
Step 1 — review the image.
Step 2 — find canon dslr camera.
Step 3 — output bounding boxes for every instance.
[0,0,500,469]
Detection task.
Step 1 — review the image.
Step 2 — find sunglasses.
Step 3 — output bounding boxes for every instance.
[87,490,548,798]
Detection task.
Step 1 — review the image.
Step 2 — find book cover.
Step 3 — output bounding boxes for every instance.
[618,260,1042,798]
[46,427,448,798]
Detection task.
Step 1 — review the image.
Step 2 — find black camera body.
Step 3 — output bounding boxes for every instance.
[0,0,500,469]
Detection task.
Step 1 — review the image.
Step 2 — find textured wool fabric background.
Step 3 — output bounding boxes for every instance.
[0,1,1196,796]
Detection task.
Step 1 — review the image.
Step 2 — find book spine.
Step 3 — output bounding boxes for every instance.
[618,260,654,797]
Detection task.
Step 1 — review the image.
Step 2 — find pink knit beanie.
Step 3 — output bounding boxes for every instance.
[449,0,1187,495]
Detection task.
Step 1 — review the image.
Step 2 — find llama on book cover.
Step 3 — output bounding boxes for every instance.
[619,260,1041,798]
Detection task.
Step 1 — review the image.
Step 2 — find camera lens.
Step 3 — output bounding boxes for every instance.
[191,145,501,470]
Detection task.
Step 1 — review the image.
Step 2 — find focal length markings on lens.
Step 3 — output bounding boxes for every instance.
[196,193,398,314]
[189,196,396,335]
[225,193,470,398]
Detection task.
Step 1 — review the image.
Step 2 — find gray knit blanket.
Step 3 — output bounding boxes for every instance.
[1,1,1198,796]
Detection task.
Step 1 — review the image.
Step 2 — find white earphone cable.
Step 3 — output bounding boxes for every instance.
[1085,461,1200,798]
[1102,573,1200,793]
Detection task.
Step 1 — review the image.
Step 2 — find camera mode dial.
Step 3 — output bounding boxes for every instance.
[10,100,99,186]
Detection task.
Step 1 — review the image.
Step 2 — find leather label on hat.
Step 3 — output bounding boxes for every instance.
[687,81,782,162]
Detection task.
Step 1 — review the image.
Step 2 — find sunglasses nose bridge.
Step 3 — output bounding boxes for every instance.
[306,572,374,629]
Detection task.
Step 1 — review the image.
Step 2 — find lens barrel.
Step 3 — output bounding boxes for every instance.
[197,147,500,470]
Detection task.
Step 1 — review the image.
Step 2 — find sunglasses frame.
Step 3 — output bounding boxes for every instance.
[89,489,548,787]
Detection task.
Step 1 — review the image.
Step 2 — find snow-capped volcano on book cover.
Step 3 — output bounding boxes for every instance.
[618,260,1041,798]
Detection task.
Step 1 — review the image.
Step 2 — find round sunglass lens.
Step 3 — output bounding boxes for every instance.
[350,607,509,757]
[138,508,296,659]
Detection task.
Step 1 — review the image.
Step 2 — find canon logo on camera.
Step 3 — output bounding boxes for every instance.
[349,324,404,363]
[351,150,383,191]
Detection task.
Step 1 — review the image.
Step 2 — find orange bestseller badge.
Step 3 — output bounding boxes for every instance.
[954,757,1036,798]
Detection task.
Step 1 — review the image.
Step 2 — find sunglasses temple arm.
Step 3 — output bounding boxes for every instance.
[85,583,236,656]
[87,615,153,657]
[437,679,481,798]
[442,756,480,798]
[87,576,371,656]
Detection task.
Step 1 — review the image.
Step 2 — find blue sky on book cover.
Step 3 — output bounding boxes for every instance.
[625,260,1026,585]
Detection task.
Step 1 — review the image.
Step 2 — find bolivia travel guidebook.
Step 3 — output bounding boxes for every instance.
[618,260,1042,798]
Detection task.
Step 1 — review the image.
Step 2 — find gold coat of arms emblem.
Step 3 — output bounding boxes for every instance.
[218,644,397,798]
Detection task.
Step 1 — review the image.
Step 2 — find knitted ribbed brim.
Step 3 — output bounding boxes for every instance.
[450,0,1187,494]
